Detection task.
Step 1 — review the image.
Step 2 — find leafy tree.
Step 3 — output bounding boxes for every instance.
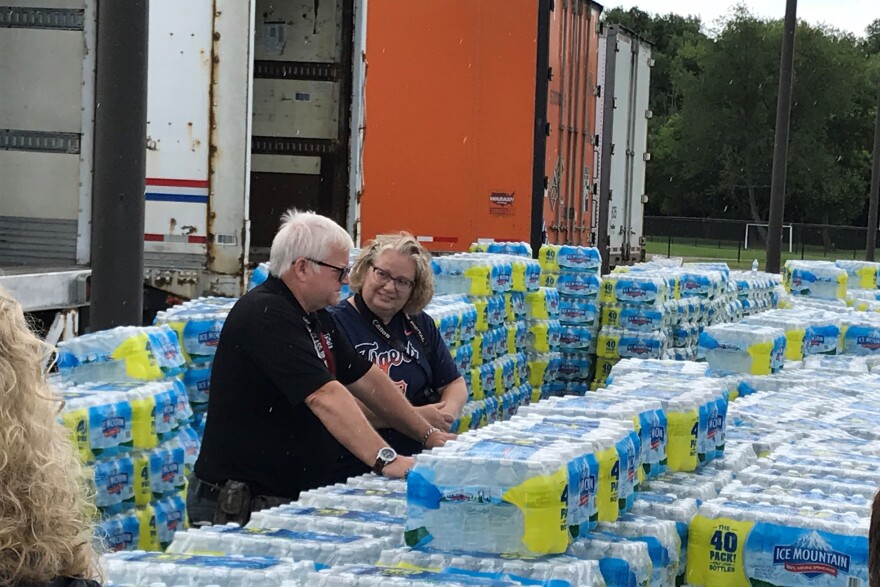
[865,18,880,54]
[605,4,877,228]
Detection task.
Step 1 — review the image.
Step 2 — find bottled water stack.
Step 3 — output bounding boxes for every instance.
[538,244,602,393]
[469,240,533,257]
[836,259,880,289]
[596,514,681,587]
[305,564,530,586]
[247,504,405,544]
[518,394,668,480]
[57,325,186,384]
[377,548,605,587]
[698,323,786,375]
[167,524,397,566]
[600,374,729,472]
[719,480,872,516]
[784,260,848,300]
[687,499,868,587]
[566,533,652,587]
[297,484,407,517]
[631,492,699,586]
[101,551,315,587]
[406,426,613,555]
[595,271,670,385]
[153,297,237,437]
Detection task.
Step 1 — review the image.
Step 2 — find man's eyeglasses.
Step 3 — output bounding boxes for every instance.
[371,264,415,291]
[306,258,351,282]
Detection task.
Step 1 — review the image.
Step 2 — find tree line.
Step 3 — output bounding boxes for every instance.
[604,5,880,228]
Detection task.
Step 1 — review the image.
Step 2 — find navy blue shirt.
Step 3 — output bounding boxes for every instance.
[330,300,460,460]
[330,301,461,406]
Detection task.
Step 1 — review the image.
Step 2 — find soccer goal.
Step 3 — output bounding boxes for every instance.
[744,223,793,252]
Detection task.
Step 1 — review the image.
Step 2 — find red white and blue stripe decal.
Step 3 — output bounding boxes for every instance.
[144,178,209,244]
[145,178,209,204]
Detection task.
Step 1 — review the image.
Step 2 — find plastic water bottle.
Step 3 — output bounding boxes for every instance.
[751,259,758,274]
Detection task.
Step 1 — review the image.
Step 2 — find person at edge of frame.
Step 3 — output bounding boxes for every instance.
[0,287,103,587]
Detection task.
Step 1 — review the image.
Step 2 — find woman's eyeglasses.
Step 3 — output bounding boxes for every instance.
[370,265,415,291]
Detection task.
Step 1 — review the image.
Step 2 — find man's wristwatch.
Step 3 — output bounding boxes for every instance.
[372,446,398,475]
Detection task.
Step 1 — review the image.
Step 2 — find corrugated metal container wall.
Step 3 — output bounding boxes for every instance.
[543,0,602,246]
[359,0,541,251]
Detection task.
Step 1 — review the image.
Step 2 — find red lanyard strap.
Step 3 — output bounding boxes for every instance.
[304,316,336,376]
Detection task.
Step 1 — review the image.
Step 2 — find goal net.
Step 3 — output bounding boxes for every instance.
[744,223,793,252]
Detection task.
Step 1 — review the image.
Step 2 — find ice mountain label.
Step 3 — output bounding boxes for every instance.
[772,530,851,578]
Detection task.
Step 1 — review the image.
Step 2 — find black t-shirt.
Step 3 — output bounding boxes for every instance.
[194,276,372,499]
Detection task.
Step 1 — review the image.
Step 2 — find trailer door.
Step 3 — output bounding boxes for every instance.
[248,0,355,257]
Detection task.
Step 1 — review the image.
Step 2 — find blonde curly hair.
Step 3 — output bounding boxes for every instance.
[348,232,434,314]
[0,289,100,584]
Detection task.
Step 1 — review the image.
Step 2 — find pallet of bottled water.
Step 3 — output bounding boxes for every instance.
[304,563,559,586]
[486,414,642,522]
[433,253,540,296]
[630,492,699,586]
[378,548,605,586]
[600,374,728,472]
[101,551,315,586]
[247,504,405,544]
[519,394,668,480]
[698,323,786,375]
[406,417,642,555]
[784,260,848,300]
[835,259,880,289]
[687,499,868,587]
[297,482,408,517]
[606,358,707,379]
[167,523,396,566]
[719,480,872,516]
[567,533,652,587]
[57,324,186,384]
[591,514,681,587]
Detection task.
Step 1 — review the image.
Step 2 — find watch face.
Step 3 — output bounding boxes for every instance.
[378,447,397,463]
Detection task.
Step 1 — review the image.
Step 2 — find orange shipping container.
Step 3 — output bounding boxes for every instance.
[545,1,603,246]
[359,0,603,252]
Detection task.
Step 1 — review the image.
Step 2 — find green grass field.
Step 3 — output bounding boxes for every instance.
[643,238,877,270]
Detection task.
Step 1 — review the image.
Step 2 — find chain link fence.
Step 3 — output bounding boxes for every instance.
[643,216,879,267]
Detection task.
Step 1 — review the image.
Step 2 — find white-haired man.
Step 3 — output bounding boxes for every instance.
[187,209,455,525]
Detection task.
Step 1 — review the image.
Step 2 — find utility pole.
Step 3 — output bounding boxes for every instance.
[765,0,797,274]
[866,76,880,261]
[90,0,150,329]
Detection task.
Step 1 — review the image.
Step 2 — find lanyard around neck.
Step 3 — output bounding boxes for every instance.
[303,315,336,375]
[353,293,428,364]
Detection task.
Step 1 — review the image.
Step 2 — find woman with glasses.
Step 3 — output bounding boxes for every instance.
[330,232,467,469]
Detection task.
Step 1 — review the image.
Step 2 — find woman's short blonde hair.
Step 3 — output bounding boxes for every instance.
[0,289,99,584]
[349,232,434,314]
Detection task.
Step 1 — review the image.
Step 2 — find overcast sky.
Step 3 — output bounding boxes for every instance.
[606,1,877,38]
